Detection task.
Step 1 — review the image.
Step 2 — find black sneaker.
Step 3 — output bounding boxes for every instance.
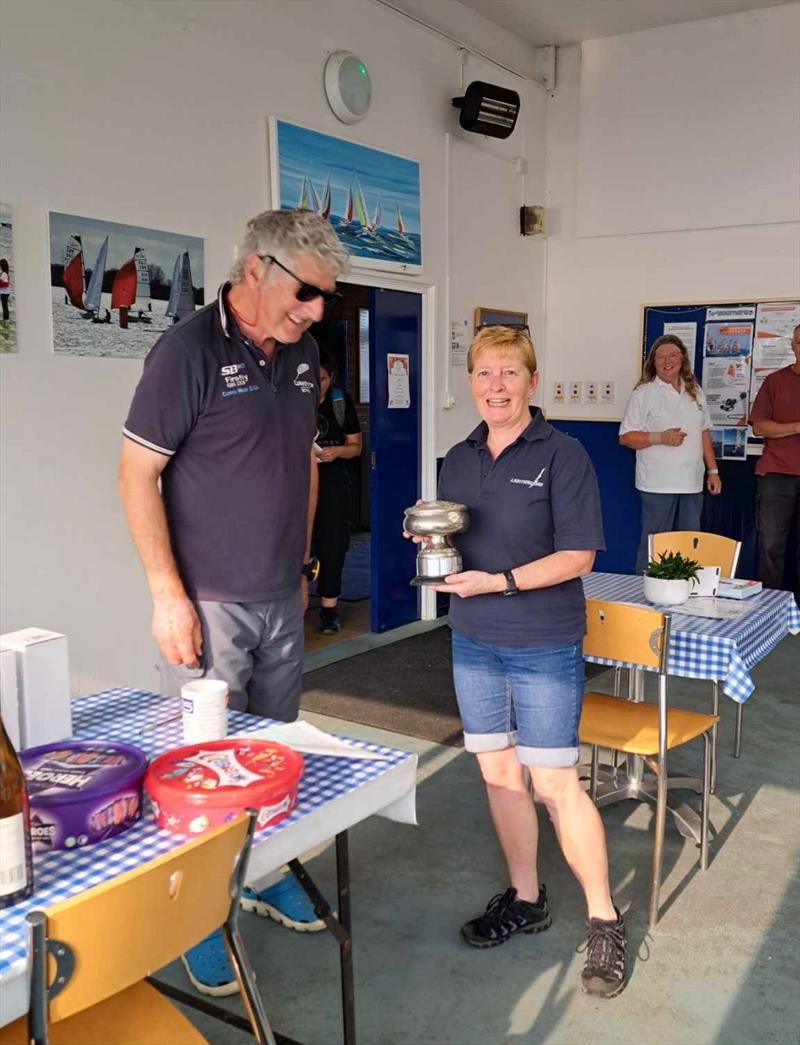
[580,908,628,998]
[461,885,551,949]
[318,608,341,635]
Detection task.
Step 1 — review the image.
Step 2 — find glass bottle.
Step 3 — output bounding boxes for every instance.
[0,715,33,907]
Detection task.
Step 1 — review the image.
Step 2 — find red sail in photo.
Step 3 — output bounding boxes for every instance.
[111,255,137,309]
[62,236,85,309]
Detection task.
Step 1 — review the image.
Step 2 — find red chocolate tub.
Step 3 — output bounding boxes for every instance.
[21,740,149,852]
[145,738,304,835]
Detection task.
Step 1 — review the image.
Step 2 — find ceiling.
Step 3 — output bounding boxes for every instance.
[457,0,794,46]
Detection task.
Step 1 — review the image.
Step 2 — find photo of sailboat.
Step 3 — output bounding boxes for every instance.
[0,202,18,353]
[271,118,422,271]
[49,212,203,357]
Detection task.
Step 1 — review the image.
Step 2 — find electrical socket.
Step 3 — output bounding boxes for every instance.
[569,381,582,404]
[553,381,565,403]
[584,381,597,404]
[600,381,614,404]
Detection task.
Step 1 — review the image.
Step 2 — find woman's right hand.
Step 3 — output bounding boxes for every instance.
[661,427,687,446]
[402,498,431,544]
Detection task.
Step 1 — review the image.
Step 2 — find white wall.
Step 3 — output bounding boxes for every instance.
[0,0,546,693]
[543,3,800,420]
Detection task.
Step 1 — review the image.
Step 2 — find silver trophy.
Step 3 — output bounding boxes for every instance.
[404,500,470,586]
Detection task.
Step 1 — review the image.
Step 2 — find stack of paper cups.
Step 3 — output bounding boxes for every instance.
[181,679,229,743]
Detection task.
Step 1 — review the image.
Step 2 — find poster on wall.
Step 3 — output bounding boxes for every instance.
[749,301,800,402]
[0,203,17,353]
[711,426,748,461]
[48,212,204,358]
[702,322,753,427]
[269,118,422,273]
[662,321,696,360]
[387,353,410,408]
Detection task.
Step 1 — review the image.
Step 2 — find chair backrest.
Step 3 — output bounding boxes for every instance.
[39,813,251,1023]
[584,599,668,672]
[648,531,741,576]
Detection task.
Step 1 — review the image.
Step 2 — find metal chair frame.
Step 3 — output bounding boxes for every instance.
[583,608,714,926]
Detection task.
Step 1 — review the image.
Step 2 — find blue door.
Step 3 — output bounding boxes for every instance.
[369,288,422,632]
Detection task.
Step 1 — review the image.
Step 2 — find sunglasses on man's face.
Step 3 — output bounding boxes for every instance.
[260,254,342,309]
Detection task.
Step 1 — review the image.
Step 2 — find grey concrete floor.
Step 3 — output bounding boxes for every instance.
[164,634,800,1045]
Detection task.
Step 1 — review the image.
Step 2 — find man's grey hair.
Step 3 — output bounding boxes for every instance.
[230,209,350,283]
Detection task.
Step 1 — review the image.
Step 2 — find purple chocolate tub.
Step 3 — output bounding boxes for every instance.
[21,740,149,852]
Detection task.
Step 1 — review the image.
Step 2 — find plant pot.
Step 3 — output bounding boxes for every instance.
[643,575,691,606]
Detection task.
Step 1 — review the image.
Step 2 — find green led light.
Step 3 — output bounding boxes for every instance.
[359,65,367,76]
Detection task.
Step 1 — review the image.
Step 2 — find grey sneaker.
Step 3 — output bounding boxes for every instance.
[461,885,551,948]
[580,908,628,998]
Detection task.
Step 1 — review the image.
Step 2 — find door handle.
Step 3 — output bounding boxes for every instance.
[370,451,377,470]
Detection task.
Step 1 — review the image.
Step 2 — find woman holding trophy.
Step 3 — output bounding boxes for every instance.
[411,325,627,998]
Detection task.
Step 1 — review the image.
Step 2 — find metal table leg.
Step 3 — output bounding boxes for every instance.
[734,702,744,758]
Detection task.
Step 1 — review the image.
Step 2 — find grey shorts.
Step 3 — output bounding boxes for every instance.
[159,591,304,721]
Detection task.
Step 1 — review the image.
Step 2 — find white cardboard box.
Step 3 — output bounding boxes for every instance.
[0,645,21,749]
[0,629,72,750]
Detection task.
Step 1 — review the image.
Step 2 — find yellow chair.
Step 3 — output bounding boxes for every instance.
[648,530,744,783]
[648,530,741,576]
[580,599,718,926]
[0,810,273,1045]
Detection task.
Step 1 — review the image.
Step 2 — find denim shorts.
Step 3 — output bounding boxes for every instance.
[451,629,584,768]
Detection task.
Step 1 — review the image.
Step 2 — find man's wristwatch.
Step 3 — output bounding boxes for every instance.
[302,557,320,582]
[502,569,519,597]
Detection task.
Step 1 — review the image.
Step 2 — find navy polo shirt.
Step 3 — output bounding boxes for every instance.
[438,408,605,647]
[123,284,319,602]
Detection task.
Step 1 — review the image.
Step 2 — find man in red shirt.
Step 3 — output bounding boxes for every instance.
[750,323,800,602]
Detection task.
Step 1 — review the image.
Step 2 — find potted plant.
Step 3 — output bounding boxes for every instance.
[643,551,700,606]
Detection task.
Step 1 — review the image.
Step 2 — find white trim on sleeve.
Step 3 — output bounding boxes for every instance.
[122,427,175,457]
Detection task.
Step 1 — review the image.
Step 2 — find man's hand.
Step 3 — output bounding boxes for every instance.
[707,474,722,495]
[432,571,505,599]
[316,445,341,463]
[152,594,203,667]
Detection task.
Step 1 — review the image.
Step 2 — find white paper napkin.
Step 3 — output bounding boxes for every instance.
[231,719,394,761]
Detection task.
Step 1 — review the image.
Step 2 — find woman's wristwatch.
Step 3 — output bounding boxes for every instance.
[502,569,519,597]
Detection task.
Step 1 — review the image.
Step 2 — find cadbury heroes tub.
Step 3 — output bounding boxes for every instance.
[21,741,149,852]
[145,738,304,835]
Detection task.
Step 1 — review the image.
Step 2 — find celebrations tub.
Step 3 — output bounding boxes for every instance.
[21,740,149,852]
[144,738,304,835]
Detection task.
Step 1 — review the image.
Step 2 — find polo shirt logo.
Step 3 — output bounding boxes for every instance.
[510,468,546,489]
[293,363,315,395]
[220,361,258,398]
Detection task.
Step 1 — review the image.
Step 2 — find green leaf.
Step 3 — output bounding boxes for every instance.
[644,550,700,581]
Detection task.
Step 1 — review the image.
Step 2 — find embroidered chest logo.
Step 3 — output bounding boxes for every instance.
[220,362,258,398]
[293,362,315,395]
[510,468,546,489]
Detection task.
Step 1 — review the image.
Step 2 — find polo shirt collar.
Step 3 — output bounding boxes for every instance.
[654,376,682,393]
[466,406,551,448]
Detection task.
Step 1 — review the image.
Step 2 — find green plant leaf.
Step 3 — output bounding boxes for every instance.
[644,550,700,581]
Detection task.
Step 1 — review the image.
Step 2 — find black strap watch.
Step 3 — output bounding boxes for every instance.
[302,557,320,582]
[502,569,519,597]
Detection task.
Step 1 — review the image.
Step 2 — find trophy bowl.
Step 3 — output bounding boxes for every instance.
[403,500,470,586]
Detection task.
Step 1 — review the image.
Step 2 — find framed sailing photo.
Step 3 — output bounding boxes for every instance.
[48,212,204,357]
[474,307,528,333]
[0,202,17,352]
[269,118,422,274]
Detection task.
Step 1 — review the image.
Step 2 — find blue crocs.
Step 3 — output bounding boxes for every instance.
[240,874,328,932]
[181,929,239,996]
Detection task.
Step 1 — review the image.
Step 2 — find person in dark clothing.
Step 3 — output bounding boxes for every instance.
[313,353,362,633]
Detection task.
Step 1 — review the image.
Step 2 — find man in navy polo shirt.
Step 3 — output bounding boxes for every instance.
[429,325,628,998]
[118,209,350,994]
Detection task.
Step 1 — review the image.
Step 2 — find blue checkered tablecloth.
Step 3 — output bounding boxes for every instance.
[0,690,414,982]
[583,573,800,703]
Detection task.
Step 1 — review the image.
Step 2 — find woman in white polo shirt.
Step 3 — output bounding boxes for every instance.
[619,334,722,573]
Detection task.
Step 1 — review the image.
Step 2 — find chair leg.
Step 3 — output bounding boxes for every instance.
[590,745,599,802]
[734,702,744,758]
[649,762,668,928]
[710,681,719,794]
[223,924,276,1045]
[701,733,711,871]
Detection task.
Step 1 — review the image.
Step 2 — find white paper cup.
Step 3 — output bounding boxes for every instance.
[181,679,229,742]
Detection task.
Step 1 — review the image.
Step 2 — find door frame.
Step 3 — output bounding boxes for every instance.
[344,272,437,623]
